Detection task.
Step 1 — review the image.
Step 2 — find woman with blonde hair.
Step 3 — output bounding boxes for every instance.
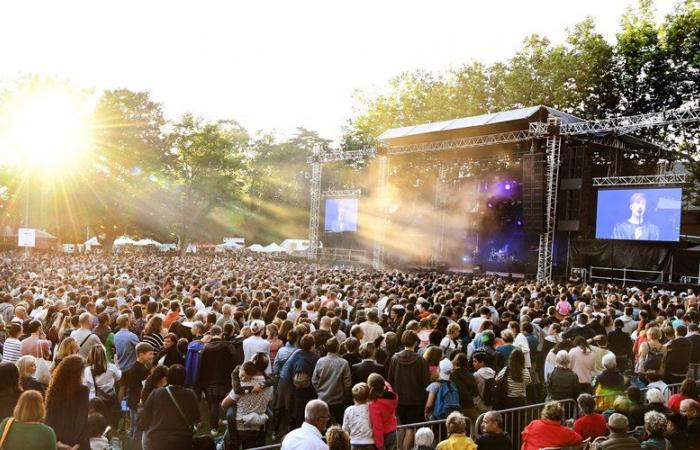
[15,355,44,395]
[637,326,664,375]
[0,390,57,450]
[51,337,79,371]
[85,345,121,426]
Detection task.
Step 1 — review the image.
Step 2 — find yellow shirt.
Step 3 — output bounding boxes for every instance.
[436,434,477,450]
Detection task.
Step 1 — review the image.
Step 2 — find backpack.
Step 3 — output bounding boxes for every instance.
[184,340,205,387]
[293,372,311,389]
[643,344,664,372]
[432,380,461,419]
[481,376,499,407]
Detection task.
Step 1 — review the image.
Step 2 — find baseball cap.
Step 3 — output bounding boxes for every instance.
[438,359,453,380]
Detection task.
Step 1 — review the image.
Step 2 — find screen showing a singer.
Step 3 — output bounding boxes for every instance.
[324,198,358,232]
[595,187,682,242]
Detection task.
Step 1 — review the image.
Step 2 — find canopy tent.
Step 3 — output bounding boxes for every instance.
[215,241,243,252]
[263,243,288,253]
[247,244,265,252]
[84,236,101,246]
[113,236,137,246]
[134,238,161,247]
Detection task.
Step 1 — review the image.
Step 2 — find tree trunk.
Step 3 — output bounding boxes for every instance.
[103,230,118,256]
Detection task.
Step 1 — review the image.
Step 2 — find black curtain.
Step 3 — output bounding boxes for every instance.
[569,239,673,282]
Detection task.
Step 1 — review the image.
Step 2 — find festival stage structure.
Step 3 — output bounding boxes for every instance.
[307,105,700,282]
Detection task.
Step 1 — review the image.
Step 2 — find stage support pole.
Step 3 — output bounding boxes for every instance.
[536,117,562,282]
[372,154,388,270]
[307,144,322,261]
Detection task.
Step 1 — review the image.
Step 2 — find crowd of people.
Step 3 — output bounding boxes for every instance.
[0,251,699,450]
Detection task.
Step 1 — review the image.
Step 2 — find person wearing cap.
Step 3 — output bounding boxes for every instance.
[424,359,457,420]
[597,413,641,450]
[243,319,271,374]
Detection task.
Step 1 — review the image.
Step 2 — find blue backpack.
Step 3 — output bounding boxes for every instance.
[433,380,461,419]
[184,340,205,387]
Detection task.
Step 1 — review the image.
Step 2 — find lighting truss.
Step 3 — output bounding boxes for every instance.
[536,117,562,283]
[372,155,388,270]
[321,189,362,198]
[307,145,323,260]
[313,147,376,163]
[530,106,700,136]
[592,174,690,186]
[385,130,532,155]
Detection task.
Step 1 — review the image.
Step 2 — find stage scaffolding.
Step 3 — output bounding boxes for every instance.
[307,105,700,281]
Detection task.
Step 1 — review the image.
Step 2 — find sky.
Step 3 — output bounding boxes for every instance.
[0,0,678,143]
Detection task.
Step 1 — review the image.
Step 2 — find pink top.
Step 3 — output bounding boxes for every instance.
[556,300,572,316]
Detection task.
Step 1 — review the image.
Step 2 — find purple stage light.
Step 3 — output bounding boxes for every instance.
[504,183,511,190]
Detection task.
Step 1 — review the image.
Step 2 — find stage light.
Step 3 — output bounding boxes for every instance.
[504,183,511,190]
[516,219,523,226]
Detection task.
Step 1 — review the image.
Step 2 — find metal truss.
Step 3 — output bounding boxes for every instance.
[430,165,449,267]
[536,117,562,282]
[385,130,532,155]
[314,147,376,163]
[530,106,700,136]
[321,189,362,198]
[372,155,388,270]
[592,173,689,186]
[307,145,323,260]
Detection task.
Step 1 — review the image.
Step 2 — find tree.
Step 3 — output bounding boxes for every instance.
[161,114,249,253]
[87,89,168,251]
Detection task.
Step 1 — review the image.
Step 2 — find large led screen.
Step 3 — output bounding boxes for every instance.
[324,198,358,232]
[595,187,682,242]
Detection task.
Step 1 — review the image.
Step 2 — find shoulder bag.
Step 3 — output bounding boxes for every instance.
[0,418,15,449]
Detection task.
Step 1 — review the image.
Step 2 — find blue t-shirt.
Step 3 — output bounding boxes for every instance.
[114,328,139,371]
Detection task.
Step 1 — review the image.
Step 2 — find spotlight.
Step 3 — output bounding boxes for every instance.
[504,183,511,190]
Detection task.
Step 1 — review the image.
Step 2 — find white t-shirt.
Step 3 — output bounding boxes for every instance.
[243,336,271,374]
[342,404,374,445]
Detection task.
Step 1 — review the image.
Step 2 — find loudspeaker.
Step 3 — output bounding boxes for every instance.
[522,152,545,233]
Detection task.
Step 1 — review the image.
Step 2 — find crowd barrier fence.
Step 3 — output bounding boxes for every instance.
[247,382,684,450]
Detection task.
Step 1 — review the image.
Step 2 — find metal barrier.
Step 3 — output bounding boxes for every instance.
[249,383,685,450]
[589,266,665,285]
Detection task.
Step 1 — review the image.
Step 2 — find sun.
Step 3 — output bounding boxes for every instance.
[0,88,93,173]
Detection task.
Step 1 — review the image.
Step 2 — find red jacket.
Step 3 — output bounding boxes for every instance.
[521,419,582,450]
[368,382,399,450]
[573,413,608,441]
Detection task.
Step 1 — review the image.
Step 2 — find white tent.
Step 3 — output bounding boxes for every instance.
[264,243,288,253]
[84,236,101,246]
[134,238,161,247]
[113,236,137,246]
[215,241,242,252]
[247,244,265,252]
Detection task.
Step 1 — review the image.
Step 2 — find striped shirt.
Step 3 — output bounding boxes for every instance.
[142,332,164,354]
[1,338,22,364]
[496,366,530,398]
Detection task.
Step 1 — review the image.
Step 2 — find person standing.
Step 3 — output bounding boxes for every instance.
[281,400,331,450]
[139,364,201,450]
[312,337,352,425]
[196,325,237,435]
[368,374,398,450]
[127,343,154,441]
[45,355,90,450]
[71,312,103,358]
[243,320,271,374]
[283,334,320,428]
[0,390,57,450]
[359,309,384,344]
[388,330,430,450]
[342,383,375,450]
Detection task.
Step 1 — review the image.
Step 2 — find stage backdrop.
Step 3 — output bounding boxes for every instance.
[569,239,673,282]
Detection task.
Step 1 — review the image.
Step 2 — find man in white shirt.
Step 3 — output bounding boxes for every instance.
[469,307,492,335]
[281,399,330,450]
[358,309,384,344]
[243,320,271,374]
[510,321,531,368]
[71,312,104,358]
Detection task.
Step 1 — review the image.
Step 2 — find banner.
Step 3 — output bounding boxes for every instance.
[17,228,36,247]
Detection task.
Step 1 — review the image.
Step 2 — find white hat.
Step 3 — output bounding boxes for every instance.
[251,320,265,334]
[438,359,453,380]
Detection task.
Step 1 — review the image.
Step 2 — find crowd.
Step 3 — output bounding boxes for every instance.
[0,252,699,450]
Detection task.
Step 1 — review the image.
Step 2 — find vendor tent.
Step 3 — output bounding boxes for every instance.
[216,241,242,252]
[134,238,161,247]
[264,243,288,253]
[247,244,265,252]
[113,236,137,246]
[84,237,101,246]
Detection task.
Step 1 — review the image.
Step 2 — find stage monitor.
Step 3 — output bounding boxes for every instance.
[595,187,682,242]
[324,198,358,232]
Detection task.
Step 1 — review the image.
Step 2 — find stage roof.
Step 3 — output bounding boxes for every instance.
[378,105,583,141]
